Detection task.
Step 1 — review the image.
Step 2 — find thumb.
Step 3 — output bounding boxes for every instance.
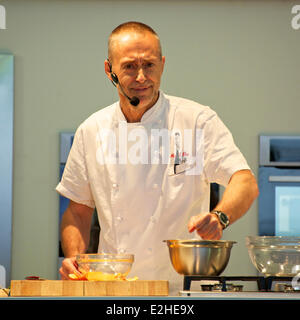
[188,215,197,233]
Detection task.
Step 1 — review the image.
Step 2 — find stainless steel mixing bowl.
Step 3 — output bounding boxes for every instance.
[164,239,237,276]
[246,236,300,276]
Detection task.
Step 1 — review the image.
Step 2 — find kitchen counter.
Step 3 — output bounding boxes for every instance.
[2,291,300,300]
[2,280,300,319]
[2,292,299,318]
[2,276,299,319]
[3,279,300,300]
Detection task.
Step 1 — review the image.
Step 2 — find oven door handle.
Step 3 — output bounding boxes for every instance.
[269,175,300,182]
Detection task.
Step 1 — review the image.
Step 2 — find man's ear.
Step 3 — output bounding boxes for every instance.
[104,59,112,79]
[161,56,166,73]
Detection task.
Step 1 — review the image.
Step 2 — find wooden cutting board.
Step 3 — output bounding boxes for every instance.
[0,289,9,297]
[10,280,84,297]
[84,280,169,296]
[10,280,169,296]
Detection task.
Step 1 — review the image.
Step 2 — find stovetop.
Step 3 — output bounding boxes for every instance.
[179,290,300,299]
[181,275,300,297]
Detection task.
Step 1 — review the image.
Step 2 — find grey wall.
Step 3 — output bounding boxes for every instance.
[0,0,299,281]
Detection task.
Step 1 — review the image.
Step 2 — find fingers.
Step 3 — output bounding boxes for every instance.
[59,257,80,280]
[187,215,198,233]
[188,213,223,240]
[200,225,222,240]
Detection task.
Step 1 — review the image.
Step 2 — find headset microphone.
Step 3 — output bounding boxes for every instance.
[110,72,140,107]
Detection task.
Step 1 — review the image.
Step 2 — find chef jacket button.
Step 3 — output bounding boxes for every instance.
[119,248,125,253]
[153,183,159,189]
[116,216,123,222]
[112,183,118,189]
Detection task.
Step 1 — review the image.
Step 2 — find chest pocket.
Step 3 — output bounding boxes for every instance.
[167,161,193,176]
[167,129,195,176]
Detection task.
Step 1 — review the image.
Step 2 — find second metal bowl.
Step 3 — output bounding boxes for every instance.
[164,239,236,276]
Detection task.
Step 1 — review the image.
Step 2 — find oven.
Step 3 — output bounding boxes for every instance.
[258,135,300,236]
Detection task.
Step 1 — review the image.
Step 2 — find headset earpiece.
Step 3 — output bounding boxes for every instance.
[111,72,119,85]
[106,59,139,106]
[107,60,119,86]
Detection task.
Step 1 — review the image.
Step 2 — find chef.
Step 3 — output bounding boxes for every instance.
[56,21,259,294]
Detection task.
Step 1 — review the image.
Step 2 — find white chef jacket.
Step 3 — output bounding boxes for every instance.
[56,91,251,295]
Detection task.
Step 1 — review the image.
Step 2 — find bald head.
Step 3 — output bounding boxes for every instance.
[108,21,162,63]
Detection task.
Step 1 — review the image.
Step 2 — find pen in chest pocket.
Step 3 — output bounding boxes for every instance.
[174,131,181,174]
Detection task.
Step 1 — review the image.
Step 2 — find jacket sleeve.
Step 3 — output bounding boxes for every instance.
[56,124,95,208]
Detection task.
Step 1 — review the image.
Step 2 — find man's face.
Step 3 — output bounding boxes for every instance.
[107,31,165,110]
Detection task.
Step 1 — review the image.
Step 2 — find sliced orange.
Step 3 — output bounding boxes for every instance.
[126,276,139,281]
[68,272,87,280]
[68,271,138,281]
[86,271,118,281]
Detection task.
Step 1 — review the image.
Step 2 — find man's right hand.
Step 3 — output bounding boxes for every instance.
[59,257,81,280]
[59,200,94,279]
